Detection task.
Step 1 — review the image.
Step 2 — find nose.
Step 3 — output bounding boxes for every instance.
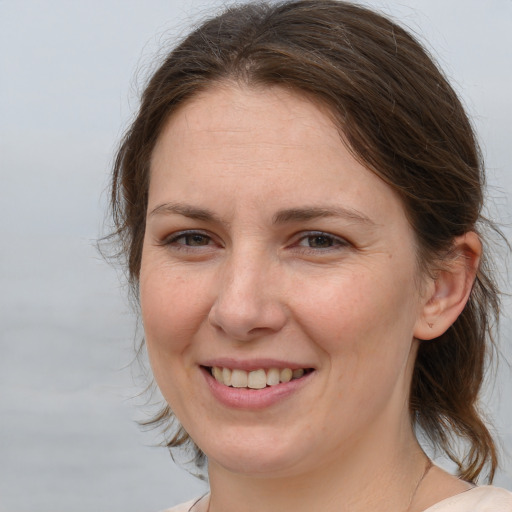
[208,250,288,342]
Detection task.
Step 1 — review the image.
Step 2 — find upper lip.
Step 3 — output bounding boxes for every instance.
[200,358,314,372]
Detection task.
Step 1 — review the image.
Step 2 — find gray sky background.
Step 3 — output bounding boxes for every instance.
[0,1,511,511]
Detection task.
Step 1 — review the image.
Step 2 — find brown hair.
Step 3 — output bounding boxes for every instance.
[109,0,501,482]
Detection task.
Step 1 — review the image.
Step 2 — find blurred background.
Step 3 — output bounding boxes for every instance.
[0,1,510,511]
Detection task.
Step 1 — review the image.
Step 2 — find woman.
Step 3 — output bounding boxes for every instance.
[109,1,512,510]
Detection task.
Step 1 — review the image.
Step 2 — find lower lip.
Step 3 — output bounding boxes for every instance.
[201,367,314,410]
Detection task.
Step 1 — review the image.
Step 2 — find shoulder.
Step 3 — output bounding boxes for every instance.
[161,495,209,512]
[160,499,194,512]
[425,486,512,511]
[160,498,196,512]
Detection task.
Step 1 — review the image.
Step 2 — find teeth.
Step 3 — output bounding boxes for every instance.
[210,366,308,389]
[292,369,304,379]
[231,369,248,388]
[222,367,232,386]
[266,368,280,386]
[280,368,292,383]
[212,367,223,381]
[248,369,267,389]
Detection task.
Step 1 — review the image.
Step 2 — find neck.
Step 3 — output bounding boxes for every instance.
[207,419,428,512]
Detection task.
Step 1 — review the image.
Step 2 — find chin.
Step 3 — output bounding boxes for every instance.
[198,427,317,477]
[211,451,304,478]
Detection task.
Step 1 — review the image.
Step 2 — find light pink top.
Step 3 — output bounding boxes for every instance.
[163,486,512,512]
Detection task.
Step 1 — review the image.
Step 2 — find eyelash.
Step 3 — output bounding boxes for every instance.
[161,230,350,254]
[294,231,350,252]
[162,230,217,250]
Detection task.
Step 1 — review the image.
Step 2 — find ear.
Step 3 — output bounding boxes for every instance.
[414,232,481,341]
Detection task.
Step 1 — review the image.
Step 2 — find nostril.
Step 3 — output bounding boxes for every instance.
[208,299,288,342]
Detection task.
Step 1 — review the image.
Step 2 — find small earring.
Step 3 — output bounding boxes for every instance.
[427,322,434,328]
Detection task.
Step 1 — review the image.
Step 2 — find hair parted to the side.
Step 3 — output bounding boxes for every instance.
[109,0,502,481]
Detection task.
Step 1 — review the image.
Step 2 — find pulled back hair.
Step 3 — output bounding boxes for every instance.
[110,0,501,482]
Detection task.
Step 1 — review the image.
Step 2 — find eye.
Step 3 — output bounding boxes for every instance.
[178,233,211,246]
[295,231,350,250]
[164,230,214,248]
[301,234,335,249]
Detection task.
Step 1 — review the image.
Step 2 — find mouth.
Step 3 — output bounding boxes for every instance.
[205,366,314,390]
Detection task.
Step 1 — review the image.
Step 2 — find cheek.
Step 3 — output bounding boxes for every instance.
[291,263,420,367]
[139,260,208,358]
[292,269,420,432]
[138,263,205,405]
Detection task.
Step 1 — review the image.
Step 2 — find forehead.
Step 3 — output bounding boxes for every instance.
[153,83,343,160]
[149,83,407,227]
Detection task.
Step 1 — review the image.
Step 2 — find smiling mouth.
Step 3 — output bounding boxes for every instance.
[206,366,313,390]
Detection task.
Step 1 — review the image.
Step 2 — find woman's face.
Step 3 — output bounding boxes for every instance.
[140,84,429,477]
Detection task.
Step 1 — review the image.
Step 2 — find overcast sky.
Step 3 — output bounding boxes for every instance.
[0,1,511,511]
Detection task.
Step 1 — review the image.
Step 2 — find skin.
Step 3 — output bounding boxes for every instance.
[140,84,478,512]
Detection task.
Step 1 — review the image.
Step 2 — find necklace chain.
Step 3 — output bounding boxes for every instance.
[405,459,433,512]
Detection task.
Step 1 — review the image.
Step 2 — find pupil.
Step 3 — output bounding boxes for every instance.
[310,235,331,248]
[188,234,207,246]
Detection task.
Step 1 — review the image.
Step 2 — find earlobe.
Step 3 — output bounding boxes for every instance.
[414,232,481,341]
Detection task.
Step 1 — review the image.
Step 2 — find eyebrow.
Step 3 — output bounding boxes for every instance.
[148,202,221,222]
[272,206,376,226]
[149,202,375,227]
